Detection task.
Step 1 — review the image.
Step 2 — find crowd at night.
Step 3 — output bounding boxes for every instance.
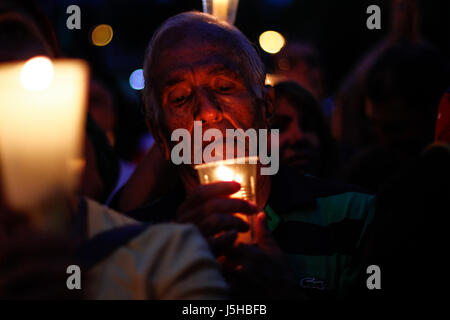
[0,0,449,305]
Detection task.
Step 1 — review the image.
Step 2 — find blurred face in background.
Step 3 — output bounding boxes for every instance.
[274,42,324,100]
[273,96,321,176]
[365,98,432,148]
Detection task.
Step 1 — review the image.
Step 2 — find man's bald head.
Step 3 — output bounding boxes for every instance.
[143,11,266,128]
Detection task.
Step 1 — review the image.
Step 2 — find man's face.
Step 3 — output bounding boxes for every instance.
[365,98,421,147]
[273,97,320,175]
[152,25,269,169]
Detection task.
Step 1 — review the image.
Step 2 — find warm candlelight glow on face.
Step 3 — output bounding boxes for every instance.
[21,56,54,91]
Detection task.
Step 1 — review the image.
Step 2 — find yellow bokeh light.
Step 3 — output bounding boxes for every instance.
[21,56,54,91]
[91,24,113,47]
[259,30,285,54]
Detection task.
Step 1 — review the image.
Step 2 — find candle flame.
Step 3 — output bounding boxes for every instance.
[21,56,54,91]
[216,165,234,181]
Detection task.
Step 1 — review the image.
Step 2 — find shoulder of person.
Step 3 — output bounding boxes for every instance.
[88,223,229,300]
[84,197,139,239]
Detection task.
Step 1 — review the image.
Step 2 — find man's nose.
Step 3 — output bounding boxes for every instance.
[194,89,223,124]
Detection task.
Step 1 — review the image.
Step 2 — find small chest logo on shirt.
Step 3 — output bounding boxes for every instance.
[300,277,325,290]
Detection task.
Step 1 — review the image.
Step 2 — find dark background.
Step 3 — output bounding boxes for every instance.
[35,0,450,158]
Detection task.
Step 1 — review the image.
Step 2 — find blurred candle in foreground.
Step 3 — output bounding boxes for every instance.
[195,156,258,244]
[0,57,89,226]
[203,0,240,25]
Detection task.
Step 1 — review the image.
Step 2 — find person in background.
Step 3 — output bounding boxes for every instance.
[332,0,422,161]
[339,44,449,192]
[79,115,120,204]
[0,0,61,61]
[350,92,450,300]
[273,81,340,178]
[435,88,450,143]
[88,78,117,147]
[273,42,325,102]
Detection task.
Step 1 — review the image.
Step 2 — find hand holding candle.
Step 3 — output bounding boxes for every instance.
[195,156,258,244]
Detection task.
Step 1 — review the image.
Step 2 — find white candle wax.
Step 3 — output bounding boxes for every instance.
[0,57,89,212]
[213,0,229,22]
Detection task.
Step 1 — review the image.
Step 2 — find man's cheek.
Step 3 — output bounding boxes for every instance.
[165,112,192,132]
[228,99,260,126]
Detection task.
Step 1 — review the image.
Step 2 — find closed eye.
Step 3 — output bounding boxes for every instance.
[212,76,237,94]
[168,86,192,105]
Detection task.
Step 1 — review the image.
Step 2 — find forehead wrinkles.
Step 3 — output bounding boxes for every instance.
[152,23,251,71]
[156,37,241,68]
[154,42,247,93]
[161,54,242,83]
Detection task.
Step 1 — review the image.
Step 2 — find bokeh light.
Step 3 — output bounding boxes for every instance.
[21,56,54,91]
[129,68,145,90]
[91,24,114,47]
[259,30,285,54]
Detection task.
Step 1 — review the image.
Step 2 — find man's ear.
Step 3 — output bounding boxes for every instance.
[145,119,171,160]
[262,85,275,127]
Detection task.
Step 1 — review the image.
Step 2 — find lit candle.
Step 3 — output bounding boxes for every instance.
[195,157,258,244]
[203,0,240,25]
[213,0,229,22]
[0,57,89,226]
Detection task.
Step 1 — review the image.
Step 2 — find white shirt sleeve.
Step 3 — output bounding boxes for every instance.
[88,223,229,300]
[84,197,139,238]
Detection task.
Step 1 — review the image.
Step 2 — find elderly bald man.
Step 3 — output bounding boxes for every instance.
[129,11,375,299]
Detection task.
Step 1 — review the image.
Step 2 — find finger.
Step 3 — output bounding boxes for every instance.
[209,230,238,256]
[254,211,278,250]
[176,198,257,223]
[200,213,249,236]
[176,208,204,223]
[181,181,241,210]
[202,198,258,216]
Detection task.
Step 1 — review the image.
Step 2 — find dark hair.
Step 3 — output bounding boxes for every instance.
[0,0,61,57]
[274,81,341,178]
[366,43,449,114]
